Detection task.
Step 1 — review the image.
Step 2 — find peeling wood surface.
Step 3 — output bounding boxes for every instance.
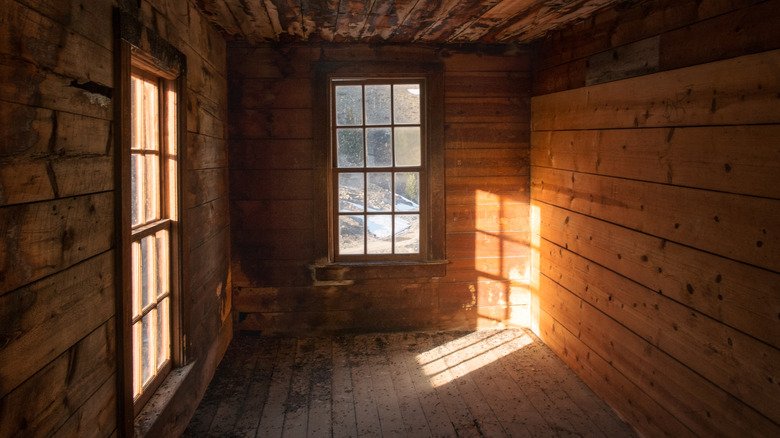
[196,0,632,44]
[184,330,638,437]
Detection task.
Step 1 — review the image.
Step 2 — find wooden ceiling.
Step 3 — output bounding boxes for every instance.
[196,0,635,45]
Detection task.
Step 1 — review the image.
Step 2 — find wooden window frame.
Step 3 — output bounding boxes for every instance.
[330,77,428,262]
[314,61,446,276]
[116,38,186,434]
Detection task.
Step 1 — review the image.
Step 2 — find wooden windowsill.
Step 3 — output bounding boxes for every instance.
[134,361,195,437]
[313,260,448,283]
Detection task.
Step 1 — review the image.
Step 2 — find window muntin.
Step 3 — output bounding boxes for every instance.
[130,69,176,408]
[331,78,426,260]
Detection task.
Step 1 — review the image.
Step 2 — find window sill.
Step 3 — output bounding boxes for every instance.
[313,260,448,283]
[134,361,194,437]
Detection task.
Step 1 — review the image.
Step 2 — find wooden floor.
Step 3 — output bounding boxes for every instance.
[184,329,637,437]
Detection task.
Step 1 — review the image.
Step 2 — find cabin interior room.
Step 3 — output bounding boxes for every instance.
[1,0,779,436]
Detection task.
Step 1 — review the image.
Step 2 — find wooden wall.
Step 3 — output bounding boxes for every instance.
[0,1,231,437]
[529,0,780,436]
[228,44,532,334]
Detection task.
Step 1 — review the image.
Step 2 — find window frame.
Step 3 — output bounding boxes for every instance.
[330,77,429,262]
[314,61,446,275]
[116,38,186,432]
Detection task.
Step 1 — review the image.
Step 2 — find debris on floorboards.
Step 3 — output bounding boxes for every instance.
[184,329,638,437]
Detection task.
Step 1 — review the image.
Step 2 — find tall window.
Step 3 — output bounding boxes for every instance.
[331,78,427,261]
[129,66,178,412]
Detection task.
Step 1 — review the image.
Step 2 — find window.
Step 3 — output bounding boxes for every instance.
[128,67,177,411]
[117,38,184,425]
[315,61,446,273]
[331,79,427,260]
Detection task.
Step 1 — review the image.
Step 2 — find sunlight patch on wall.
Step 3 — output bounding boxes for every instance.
[530,203,542,335]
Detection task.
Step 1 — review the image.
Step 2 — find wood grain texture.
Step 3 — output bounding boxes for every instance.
[532,166,778,271]
[533,48,780,131]
[184,330,638,437]
[531,125,780,199]
[531,5,780,435]
[200,0,630,44]
[229,45,531,333]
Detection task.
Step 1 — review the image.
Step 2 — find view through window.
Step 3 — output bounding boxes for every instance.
[331,78,427,260]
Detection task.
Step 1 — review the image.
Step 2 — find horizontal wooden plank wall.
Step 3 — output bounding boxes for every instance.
[529,0,780,436]
[0,1,232,437]
[228,44,532,334]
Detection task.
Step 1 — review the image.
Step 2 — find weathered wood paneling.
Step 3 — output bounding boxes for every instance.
[530,1,780,436]
[229,44,531,333]
[1,0,231,437]
[199,0,630,44]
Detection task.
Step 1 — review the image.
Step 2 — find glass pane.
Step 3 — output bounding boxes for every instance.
[141,311,154,387]
[131,154,141,226]
[366,128,392,167]
[394,127,421,166]
[144,154,159,222]
[132,321,142,396]
[131,76,139,150]
[395,214,420,254]
[367,215,392,254]
[365,85,391,125]
[131,241,141,318]
[395,172,420,212]
[339,215,364,255]
[337,128,364,168]
[142,78,159,151]
[140,235,155,310]
[335,85,363,126]
[367,172,392,212]
[157,297,170,369]
[339,173,364,212]
[156,230,169,299]
[393,84,420,124]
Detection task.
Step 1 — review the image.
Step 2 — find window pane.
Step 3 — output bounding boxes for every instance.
[393,84,420,124]
[339,215,364,255]
[395,214,419,254]
[144,154,159,222]
[394,127,421,166]
[156,229,169,299]
[365,85,391,125]
[366,128,392,167]
[339,173,364,212]
[337,128,364,168]
[366,172,391,212]
[131,154,141,226]
[367,215,392,254]
[131,241,141,318]
[141,311,154,388]
[131,76,140,150]
[335,85,363,126]
[157,297,170,369]
[395,172,419,212]
[140,236,153,310]
[132,321,142,396]
[142,79,159,151]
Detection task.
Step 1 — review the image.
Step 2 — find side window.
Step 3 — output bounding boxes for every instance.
[124,56,181,415]
[331,78,428,261]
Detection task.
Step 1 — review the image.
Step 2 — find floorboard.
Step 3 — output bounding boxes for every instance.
[184,329,638,437]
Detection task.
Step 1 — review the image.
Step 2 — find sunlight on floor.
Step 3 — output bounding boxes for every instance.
[416,329,535,388]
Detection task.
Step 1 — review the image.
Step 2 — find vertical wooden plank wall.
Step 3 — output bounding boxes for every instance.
[0,1,231,437]
[228,44,532,334]
[530,0,780,436]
